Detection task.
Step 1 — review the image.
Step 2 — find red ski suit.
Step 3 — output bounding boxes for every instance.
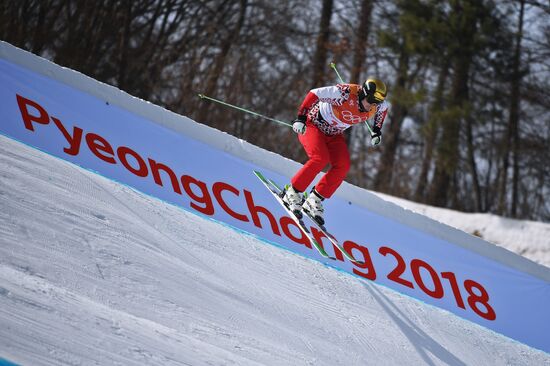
[291,83,388,198]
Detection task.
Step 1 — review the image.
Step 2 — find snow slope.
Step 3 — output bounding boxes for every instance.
[1,136,549,365]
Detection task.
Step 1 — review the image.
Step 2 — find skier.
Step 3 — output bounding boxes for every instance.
[282,78,389,225]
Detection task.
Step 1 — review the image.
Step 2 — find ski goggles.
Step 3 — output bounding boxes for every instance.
[363,87,385,104]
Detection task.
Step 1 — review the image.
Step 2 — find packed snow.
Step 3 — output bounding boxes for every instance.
[1,134,549,365]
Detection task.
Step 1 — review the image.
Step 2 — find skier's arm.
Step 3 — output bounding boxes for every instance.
[372,101,389,133]
[297,91,319,120]
[370,101,389,146]
[292,91,319,134]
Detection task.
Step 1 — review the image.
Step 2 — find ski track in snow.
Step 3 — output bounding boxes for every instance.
[0,135,549,366]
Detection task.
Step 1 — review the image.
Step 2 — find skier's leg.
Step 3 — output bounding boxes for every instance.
[314,134,350,198]
[290,123,330,192]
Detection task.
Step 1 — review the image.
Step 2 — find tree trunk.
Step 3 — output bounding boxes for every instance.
[196,0,248,124]
[350,0,373,83]
[372,49,409,193]
[414,60,450,202]
[510,0,525,217]
[497,0,524,217]
[427,0,478,207]
[117,1,132,91]
[311,0,334,88]
[346,0,373,148]
[465,113,482,211]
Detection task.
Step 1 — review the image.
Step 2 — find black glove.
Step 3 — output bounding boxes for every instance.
[292,115,307,134]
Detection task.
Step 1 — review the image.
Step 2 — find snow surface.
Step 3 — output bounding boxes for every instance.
[1,136,550,366]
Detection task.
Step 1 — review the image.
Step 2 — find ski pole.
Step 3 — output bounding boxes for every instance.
[329,62,375,136]
[198,94,292,128]
[329,62,345,84]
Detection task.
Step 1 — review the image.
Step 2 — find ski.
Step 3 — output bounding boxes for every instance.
[253,170,336,260]
[265,175,365,266]
[300,208,365,265]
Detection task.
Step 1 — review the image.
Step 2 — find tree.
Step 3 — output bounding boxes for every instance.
[345,0,374,185]
[195,0,248,124]
[497,0,525,217]
[427,0,483,207]
[311,0,334,88]
[373,0,434,193]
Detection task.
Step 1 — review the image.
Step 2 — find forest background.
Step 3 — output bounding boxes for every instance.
[2,0,549,221]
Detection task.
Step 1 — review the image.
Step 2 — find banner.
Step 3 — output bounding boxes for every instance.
[1,44,549,353]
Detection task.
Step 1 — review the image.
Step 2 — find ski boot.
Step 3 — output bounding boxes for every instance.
[281,185,305,218]
[303,189,325,226]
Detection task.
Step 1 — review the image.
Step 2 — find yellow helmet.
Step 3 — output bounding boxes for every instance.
[360,78,387,104]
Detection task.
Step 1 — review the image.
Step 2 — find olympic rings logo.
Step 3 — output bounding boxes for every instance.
[341,110,363,124]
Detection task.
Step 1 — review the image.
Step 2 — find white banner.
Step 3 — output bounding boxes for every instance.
[1,51,549,353]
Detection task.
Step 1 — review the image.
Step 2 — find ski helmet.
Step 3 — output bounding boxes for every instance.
[359,78,387,104]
